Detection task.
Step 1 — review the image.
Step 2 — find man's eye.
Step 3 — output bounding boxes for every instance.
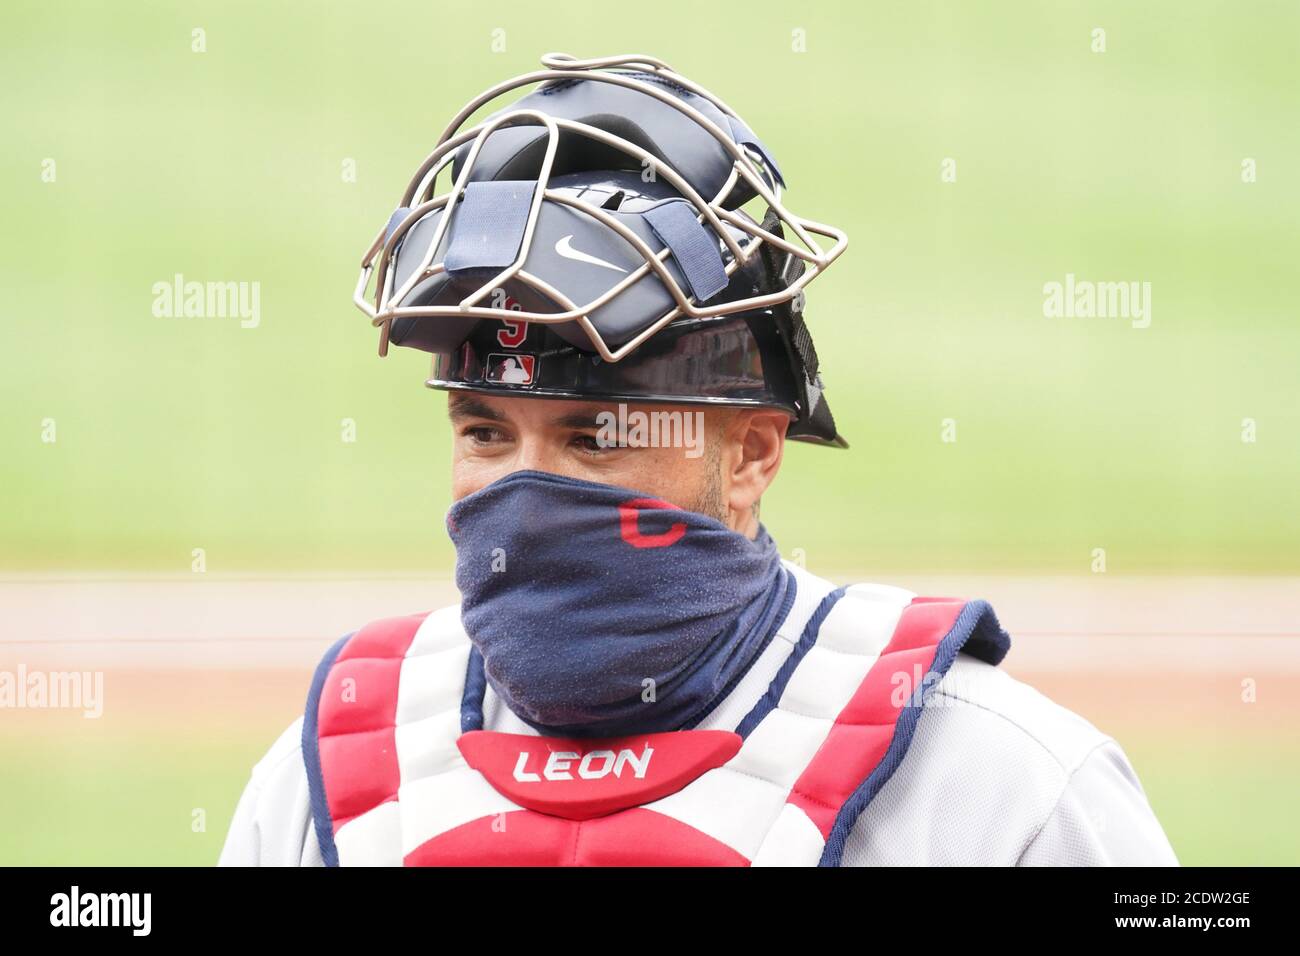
[464,426,503,444]
[572,433,606,453]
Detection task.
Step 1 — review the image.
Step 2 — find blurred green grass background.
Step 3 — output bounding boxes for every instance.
[3,714,1295,866]
[2,0,1297,574]
[1,1,1297,867]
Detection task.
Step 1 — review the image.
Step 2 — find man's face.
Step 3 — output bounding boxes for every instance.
[448,392,731,522]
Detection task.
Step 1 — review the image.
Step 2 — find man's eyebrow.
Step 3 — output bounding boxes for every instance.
[447,396,507,423]
[551,411,608,429]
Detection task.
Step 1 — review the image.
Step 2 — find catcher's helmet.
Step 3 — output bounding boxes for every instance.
[354,52,849,446]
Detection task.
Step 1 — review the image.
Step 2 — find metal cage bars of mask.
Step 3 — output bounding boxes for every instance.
[353,52,848,364]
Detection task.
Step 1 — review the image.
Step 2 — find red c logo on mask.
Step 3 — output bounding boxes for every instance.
[618,498,687,549]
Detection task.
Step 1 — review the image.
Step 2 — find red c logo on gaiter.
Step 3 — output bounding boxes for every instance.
[618,497,687,549]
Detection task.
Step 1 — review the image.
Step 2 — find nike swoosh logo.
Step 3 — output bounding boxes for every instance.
[554,235,628,274]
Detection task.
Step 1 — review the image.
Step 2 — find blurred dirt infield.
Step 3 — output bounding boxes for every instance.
[3,571,1296,654]
[3,667,1295,745]
[4,571,1296,736]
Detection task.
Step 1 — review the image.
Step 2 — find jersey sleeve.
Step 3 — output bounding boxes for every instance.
[217,716,323,867]
[834,653,1182,866]
[1015,738,1180,866]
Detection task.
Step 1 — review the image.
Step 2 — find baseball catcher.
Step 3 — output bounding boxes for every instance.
[219,53,1178,866]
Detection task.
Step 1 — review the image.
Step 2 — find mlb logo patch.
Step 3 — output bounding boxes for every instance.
[485,353,537,386]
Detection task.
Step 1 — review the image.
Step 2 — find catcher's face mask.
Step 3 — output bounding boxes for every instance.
[353,52,850,446]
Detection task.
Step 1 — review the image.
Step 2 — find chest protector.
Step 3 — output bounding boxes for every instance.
[303,568,1011,866]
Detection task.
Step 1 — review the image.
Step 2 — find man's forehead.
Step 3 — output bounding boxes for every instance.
[447,392,716,425]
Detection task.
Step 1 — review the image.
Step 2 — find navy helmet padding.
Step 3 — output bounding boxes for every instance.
[386,170,762,355]
[449,73,775,209]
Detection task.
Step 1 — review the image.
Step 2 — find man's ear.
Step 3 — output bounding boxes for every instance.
[723,410,789,529]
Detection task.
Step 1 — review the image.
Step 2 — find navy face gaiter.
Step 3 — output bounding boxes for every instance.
[446,469,793,739]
